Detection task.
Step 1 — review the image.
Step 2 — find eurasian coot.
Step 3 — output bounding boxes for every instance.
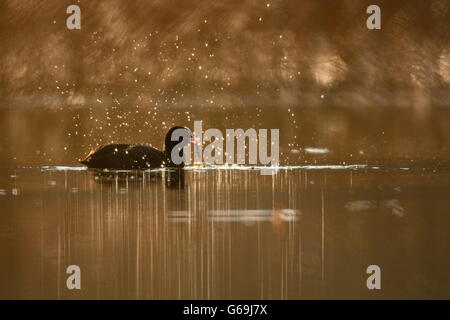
[79,126,191,169]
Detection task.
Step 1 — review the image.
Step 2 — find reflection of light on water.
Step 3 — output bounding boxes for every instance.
[210,216,272,222]
[209,209,273,223]
[39,164,384,174]
[382,199,405,218]
[167,210,194,223]
[345,200,375,211]
[209,209,273,216]
[167,210,193,217]
[166,209,301,223]
[3,163,448,299]
[345,199,406,217]
[278,209,301,222]
[186,164,368,171]
[304,147,330,154]
[41,166,88,171]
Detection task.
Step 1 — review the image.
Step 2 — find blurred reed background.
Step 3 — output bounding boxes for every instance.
[1,0,450,109]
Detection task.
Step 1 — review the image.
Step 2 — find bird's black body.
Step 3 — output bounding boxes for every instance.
[79,126,191,169]
[80,144,167,169]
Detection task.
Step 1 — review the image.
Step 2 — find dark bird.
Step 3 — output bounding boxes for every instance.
[79,126,191,169]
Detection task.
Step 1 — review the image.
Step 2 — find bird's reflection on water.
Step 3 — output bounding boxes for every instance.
[0,167,449,299]
[88,168,185,189]
[165,169,185,189]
